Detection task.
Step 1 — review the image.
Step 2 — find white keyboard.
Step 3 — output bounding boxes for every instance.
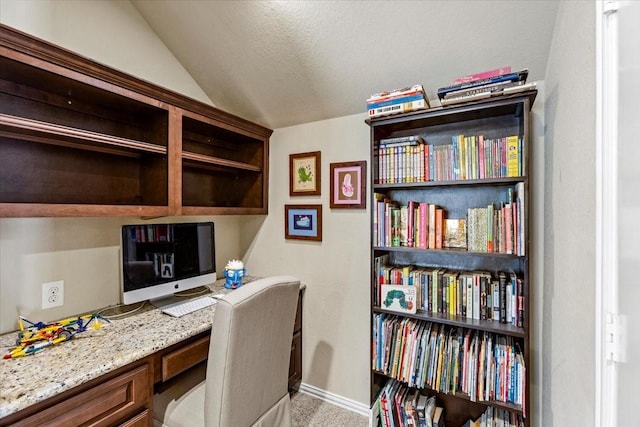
[161,296,217,318]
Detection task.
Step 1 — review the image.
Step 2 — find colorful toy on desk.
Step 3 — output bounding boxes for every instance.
[223,259,246,289]
[3,313,110,359]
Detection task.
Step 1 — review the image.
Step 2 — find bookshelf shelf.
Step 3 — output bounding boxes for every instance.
[374,245,525,259]
[369,92,535,427]
[373,176,527,190]
[370,372,525,415]
[372,307,527,338]
[0,113,167,158]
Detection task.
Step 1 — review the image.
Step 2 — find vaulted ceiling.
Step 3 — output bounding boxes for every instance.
[132,1,559,129]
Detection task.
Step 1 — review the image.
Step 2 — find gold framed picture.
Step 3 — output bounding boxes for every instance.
[289,151,321,196]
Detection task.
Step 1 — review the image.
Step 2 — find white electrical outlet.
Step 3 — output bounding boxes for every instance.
[42,280,64,309]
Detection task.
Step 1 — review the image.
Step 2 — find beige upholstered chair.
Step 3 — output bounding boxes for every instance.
[154,275,301,427]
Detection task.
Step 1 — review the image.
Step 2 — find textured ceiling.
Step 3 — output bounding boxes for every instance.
[132,1,559,130]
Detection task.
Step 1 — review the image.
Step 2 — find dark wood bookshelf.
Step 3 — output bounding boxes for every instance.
[368,93,535,427]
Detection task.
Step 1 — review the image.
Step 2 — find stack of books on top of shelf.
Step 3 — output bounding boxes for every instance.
[437,67,536,107]
[367,84,431,119]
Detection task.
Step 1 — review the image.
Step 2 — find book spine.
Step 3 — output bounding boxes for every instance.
[472,276,480,320]
[428,204,437,249]
[499,273,507,323]
[451,66,512,85]
[443,79,523,100]
[506,135,520,177]
[368,84,425,103]
[368,99,429,118]
[380,135,424,145]
[435,208,444,249]
[407,201,415,247]
[367,93,425,110]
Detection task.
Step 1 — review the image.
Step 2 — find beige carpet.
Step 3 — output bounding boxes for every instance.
[291,391,368,427]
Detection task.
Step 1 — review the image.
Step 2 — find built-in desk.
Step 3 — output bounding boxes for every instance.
[0,277,303,426]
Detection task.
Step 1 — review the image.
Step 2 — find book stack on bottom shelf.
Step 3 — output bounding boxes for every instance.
[373,375,524,427]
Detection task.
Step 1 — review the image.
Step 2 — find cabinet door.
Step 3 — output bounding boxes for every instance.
[9,363,151,427]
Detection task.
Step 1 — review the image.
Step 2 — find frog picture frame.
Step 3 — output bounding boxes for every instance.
[289,151,321,196]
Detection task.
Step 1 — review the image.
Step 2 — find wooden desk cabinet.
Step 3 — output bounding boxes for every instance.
[0,361,152,427]
[0,291,303,426]
[288,291,303,391]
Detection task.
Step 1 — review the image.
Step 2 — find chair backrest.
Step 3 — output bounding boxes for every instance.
[204,275,300,426]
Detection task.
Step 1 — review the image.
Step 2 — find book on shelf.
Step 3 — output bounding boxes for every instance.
[440,91,492,106]
[443,218,467,249]
[506,135,520,177]
[381,284,417,314]
[368,93,427,110]
[369,99,429,119]
[367,84,426,104]
[451,66,512,85]
[437,69,528,100]
[434,208,444,249]
[443,79,525,101]
[379,135,425,146]
[432,406,445,427]
[415,394,428,427]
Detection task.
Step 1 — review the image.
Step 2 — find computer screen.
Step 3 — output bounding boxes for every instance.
[120,222,216,305]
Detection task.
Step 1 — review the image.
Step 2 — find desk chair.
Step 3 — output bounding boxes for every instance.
[153,275,301,427]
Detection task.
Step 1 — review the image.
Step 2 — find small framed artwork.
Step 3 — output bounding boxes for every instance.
[285,204,322,241]
[330,160,366,209]
[289,151,321,196]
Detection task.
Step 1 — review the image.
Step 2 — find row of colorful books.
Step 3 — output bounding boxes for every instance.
[373,185,525,256]
[373,378,445,427]
[467,201,525,256]
[375,259,524,328]
[375,133,523,184]
[372,314,526,408]
[367,85,431,119]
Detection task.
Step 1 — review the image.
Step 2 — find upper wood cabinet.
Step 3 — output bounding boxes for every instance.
[0,24,271,217]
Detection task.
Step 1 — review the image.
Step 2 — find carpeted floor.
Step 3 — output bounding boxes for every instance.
[290,391,368,427]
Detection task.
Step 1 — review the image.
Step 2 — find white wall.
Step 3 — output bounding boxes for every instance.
[0,0,234,333]
[241,113,372,404]
[542,1,596,425]
[0,0,211,104]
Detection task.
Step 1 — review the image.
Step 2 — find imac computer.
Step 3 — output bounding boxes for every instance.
[120,221,216,308]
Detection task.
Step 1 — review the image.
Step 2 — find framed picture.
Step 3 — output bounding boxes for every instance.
[289,151,321,196]
[284,204,322,241]
[330,160,366,209]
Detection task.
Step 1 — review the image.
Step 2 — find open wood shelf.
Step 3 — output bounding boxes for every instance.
[0,24,271,217]
[182,152,262,172]
[0,113,167,157]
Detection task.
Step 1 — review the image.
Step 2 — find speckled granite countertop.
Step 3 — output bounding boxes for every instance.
[0,277,261,419]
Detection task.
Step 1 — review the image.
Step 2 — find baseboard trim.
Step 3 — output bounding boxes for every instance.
[297,382,370,417]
